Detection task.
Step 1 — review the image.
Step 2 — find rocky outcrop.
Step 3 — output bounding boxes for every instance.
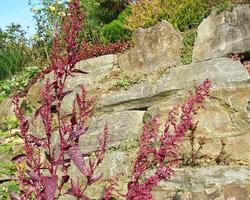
[98,57,250,161]
[118,21,182,71]
[101,58,249,112]
[193,5,250,62]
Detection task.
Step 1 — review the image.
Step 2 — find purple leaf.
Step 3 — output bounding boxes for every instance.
[72,68,89,74]
[26,170,40,182]
[67,145,89,176]
[60,90,73,100]
[70,127,88,140]
[61,175,70,184]
[35,106,43,118]
[88,173,103,185]
[41,175,58,200]
[28,135,48,148]
[11,154,26,163]
[23,119,29,133]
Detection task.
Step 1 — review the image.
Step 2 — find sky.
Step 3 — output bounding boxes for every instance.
[0,0,39,36]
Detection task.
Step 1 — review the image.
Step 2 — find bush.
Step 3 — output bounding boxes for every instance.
[101,7,132,42]
[126,0,250,32]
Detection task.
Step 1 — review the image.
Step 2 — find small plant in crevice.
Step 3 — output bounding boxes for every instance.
[181,125,231,167]
[183,121,206,167]
[215,139,231,165]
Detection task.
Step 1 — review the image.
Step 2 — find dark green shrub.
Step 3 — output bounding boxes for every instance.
[101,7,132,42]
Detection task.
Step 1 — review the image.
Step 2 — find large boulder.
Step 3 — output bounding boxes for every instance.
[193,5,250,62]
[118,21,182,71]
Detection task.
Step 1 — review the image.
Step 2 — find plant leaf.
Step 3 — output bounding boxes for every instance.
[11,154,26,163]
[26,170,40,182]
[72,68,89,74]
[70,127,88,140]
[67,145,89,176]
[41,175,58,200]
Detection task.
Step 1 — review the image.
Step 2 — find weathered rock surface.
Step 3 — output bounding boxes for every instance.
[101,58,249,112]
[193,5,250,62]
[70,165,250,200]
[118,21,182,71]
[79,111,145,153]
[0,98,15,130]
[66,54,117,89]
[148,84,250,161]
[153,166,250,200]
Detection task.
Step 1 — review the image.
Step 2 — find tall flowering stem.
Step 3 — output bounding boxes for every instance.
[11,1,108,199]
[125,79,211,200]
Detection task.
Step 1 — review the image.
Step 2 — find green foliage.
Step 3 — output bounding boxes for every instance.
[80,0,129,43]
[0,65,41,99]
[1,116,19,130]
[181,30,196,65]
[0,46,26,80]
[116,78,132,89]
[126,0,249,32]
[0,24,32,81]
[0,181,19,200]
[101,7,132,42]
[165,0,209,31]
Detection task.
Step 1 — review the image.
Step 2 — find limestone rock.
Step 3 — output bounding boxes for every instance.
[101,58,249,112]
[118,21,182,71]
[79,111,145,153]
[193,5,250,62]
[153,166,250,200]
[65,54,117,89]
[0,98,15,130]
[148,84,250,161]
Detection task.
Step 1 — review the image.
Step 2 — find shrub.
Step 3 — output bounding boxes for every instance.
[180,29,196,65]
[0,65,41,100]
[126,0,250,32]
[101,7,132,42]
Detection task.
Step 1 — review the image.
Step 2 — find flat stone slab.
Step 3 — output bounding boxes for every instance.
[101,58,249,111]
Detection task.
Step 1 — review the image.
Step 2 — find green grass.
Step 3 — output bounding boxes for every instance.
[0,46,27,81]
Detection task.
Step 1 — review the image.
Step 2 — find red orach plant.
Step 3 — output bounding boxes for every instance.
[12,0,108,199]
[123,79,211,199]
[100,80,211,200]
